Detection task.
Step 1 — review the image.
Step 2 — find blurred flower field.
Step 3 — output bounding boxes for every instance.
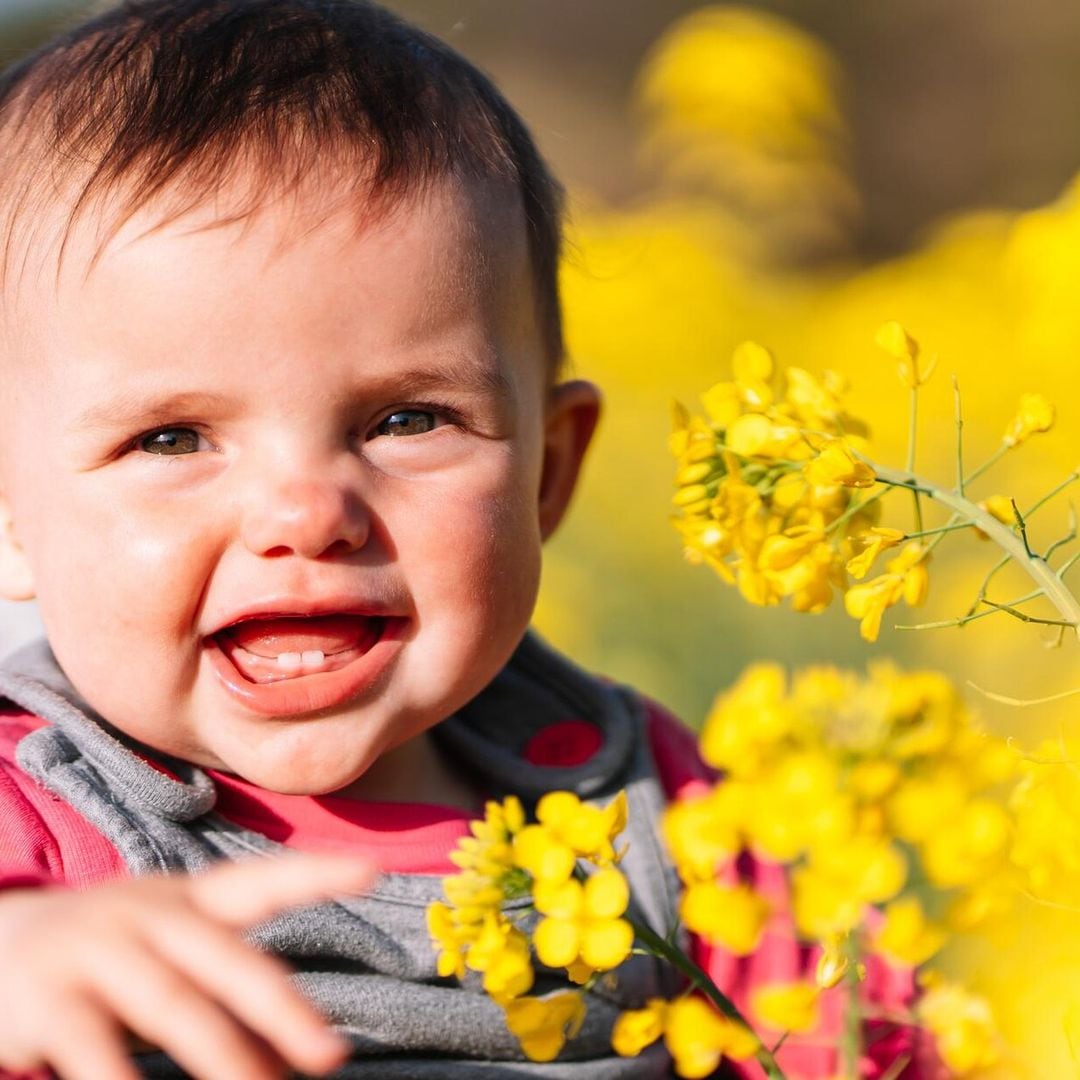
[533,6,1080,1075]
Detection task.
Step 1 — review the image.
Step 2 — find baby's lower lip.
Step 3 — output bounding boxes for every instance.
[206,616,408,717]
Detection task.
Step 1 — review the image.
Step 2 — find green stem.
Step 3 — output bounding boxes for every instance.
[630,920,787,1080]
[1025,469,1080,519]
[895,588,1043,631]
[826,487,889,535]
[903,521,975,541]
[870,462,1080,639]
[964,444,1009,487]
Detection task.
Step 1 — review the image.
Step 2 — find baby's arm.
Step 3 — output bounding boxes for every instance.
[0,853,375,1080]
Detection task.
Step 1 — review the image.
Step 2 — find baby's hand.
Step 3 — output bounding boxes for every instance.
[0,853,376,1080]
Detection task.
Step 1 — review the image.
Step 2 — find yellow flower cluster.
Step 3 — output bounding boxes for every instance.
[670,340,932,641]
[427,791,633,1063]
[672,330,1070,644]
[915,975,1000,1074]
[664,662,1018,960]
[613,995,759,1078]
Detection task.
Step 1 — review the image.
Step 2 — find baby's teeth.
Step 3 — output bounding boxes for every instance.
[301,650,325,666]
[277,652,303,670]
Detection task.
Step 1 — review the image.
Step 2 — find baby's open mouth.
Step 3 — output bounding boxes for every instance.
[215,614,386,684]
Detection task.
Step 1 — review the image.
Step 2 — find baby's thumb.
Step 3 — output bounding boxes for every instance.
[185,852,378,927]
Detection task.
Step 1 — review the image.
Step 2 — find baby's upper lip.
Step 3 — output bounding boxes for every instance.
[206,596,405,637]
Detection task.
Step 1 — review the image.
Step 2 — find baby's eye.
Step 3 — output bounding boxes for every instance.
[138,427,204,455]
[371,410,441,438]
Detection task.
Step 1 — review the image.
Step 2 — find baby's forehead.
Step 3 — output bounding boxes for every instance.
[6,167,530,322]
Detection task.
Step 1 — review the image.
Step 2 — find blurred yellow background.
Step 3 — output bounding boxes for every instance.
[3,1,1078,1074]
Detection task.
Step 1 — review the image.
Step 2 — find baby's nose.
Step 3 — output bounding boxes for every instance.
[241,477,370,559]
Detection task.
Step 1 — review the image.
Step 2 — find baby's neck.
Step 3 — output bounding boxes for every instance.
[333,730,480,811]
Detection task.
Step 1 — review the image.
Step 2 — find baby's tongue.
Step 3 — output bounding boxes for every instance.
[225,614,377,658]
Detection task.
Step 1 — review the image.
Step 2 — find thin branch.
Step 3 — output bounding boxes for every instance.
[903,521,975,541]
[967,682,1080,707]
[1043,504,1077,562]
[896,589,1042,631]
[981,599,1075,627]
[879,1055,913,1080]
[1059,550,1080,579]
[953,375,965,497]
[825,487,889,535]
[963,443,1009,487]
[1010,498,1037,560]
[871,461,1080,635]
[965,555,1010,617]
[1024,468,1080,518]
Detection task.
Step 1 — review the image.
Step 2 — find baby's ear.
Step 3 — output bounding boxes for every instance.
[537,379,601,541]
[0,496,35,601]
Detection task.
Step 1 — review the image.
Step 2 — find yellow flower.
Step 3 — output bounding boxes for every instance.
[539,790,628,863]
[758,527,835,613]
[465,913,535,1004]
[700,380,746,428]
[973,494,1015,540]
[513,792,629,887]
[679,881,770,955]
[845,526,905,580]
[532,865,635,974]
[849,759,901,801]
[875,321,937,388]
[612,998,668,1057]
[431,794,532,979]
[873,896,946,966]
[427,901,468,979]
[726,412,775,456]
[732,340,775,384]
[503,991,586,1063]
[661,788,744,883]
[663,996,759,1078]
[814,934,854,989]
[920,798,1010,888]
[794,838,906,937]
[746,751,848,860]
[843,542,929,641]
[699,663,791,773]
[916,978,999,1075]
[750,981,821,1034]
[669,406,718,462]
[804,438,876,488]
[783,366,846,428]
[887,769,969,842]
[513,825,577,885]
[1002,392,1055,446]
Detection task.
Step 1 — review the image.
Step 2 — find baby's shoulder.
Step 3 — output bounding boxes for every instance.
[0,708,49,767]
[0,708,125,887]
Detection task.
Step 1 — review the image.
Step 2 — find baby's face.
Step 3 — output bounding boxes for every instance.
[0,174,595,795]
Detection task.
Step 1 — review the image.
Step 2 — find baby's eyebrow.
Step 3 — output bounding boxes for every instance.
[72,390,236,433]
[391,360,515,402]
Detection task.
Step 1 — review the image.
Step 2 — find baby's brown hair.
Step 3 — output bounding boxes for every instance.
[0,0,565,367]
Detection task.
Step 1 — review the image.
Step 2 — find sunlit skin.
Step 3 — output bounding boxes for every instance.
[0,172,600,801]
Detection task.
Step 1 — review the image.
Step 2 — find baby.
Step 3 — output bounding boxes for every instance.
[0,1,698,1077]
[0,3,920,1079]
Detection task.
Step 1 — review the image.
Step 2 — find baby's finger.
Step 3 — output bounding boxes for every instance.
[186,852,377,928]
[89,940,287,1080]
[44,998,143,1080]
[142,907,348,1075]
